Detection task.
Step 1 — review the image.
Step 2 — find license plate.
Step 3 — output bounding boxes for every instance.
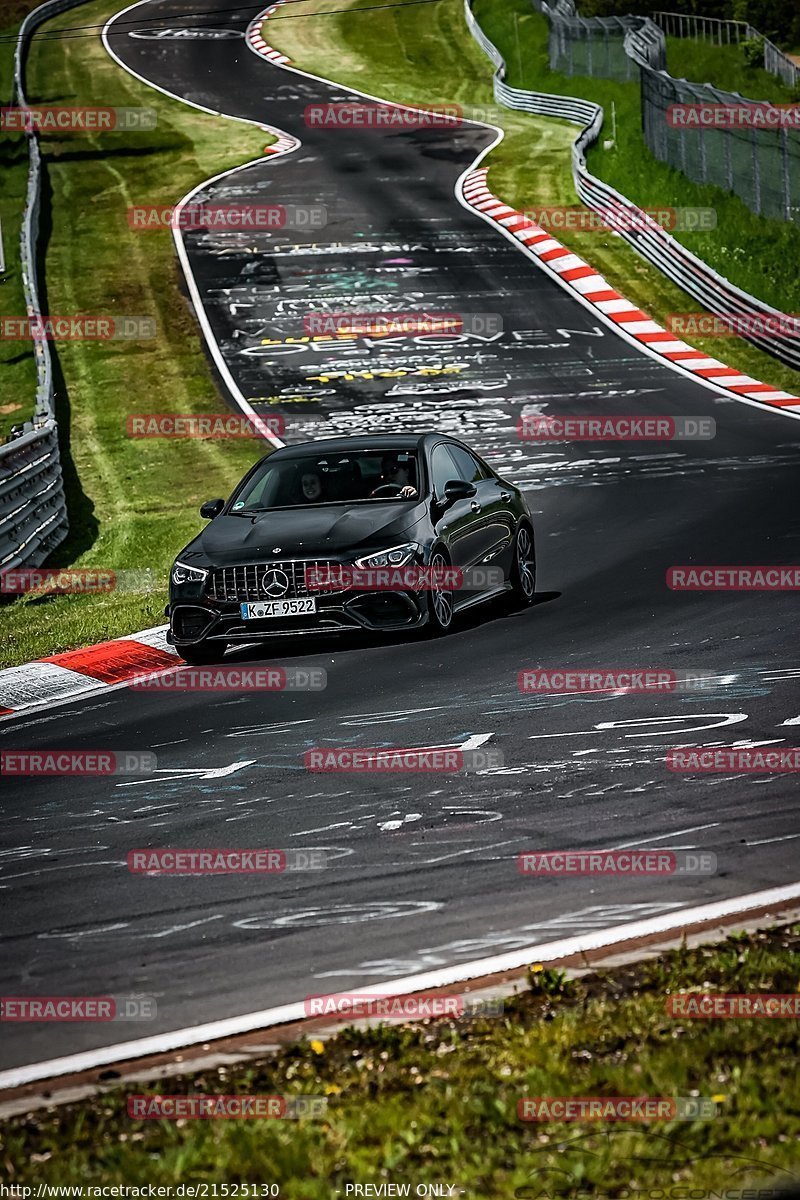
[241,598,317,620]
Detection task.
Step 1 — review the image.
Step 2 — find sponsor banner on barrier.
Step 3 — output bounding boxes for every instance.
[666,102,800,129]
[666,748,800,773]
[517,415,714,442]
[0,316,156,340]
[667,566,800,590]
[304,992,504,1020]
[304,747,504,772]
[0,105,157,131]
[128,667,327,692]
[518,1096,717,1122]
[667,993,800,1017]
[0,568,158,595]
[127,1094,328,1119]
[126,414,284,438]
[127,848,326,873]
[128,203,327,231]
[0,995,157,1021]
[517,851,717,876]
[0,751,157,776]
[521,205,717,232]
[668,312,800,338]
[302,312,503,337]
[304,102,462,129]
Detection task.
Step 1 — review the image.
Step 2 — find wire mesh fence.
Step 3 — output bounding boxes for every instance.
[652,11,800,88]
[641,72,800,225]
[547,10,663,81]
[538,0,800,225]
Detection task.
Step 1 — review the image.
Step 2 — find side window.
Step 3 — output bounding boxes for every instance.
[430,444,461,499]
[448,445,487,484]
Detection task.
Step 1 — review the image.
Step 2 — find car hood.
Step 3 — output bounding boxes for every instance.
[180,502,427,566]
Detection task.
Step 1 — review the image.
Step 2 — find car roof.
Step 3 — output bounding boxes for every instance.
[265,433,442,459]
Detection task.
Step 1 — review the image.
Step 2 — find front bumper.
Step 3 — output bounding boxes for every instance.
[168,589,428,645]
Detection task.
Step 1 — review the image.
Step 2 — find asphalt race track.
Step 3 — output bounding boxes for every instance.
[1,0,799,1073]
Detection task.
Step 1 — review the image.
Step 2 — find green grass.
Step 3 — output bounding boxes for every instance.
[2,925,798,1193]
[665,36,800,101]
[0,0,275,668]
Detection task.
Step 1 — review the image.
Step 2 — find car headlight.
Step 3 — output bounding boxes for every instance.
[355,543,419,569]
[171,561,209,587]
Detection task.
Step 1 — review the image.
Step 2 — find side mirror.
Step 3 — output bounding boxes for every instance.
[442,479,477,503]
[200,498,224,520]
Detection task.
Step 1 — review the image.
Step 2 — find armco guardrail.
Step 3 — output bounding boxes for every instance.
[463,0,800,372]
[542,0,800,226]
[652,11,799,88]
[0,0,89,570]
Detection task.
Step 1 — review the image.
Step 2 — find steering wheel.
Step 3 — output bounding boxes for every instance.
[370,483,404,497]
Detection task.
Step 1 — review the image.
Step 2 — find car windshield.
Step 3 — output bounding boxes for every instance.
[229,449,421,511]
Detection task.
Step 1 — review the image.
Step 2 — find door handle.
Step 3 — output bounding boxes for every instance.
[499,491,511,502]
[470,501,482,513]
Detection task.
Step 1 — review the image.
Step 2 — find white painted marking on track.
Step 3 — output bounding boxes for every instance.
[4,883,799,1090]
[609,823,720,851]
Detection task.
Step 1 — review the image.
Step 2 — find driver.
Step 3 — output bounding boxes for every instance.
[371,454,418,499]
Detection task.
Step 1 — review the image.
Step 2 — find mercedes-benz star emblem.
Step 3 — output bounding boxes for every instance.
[262,569,289,598]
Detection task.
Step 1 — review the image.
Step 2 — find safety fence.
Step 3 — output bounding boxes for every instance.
[652,11,800,88]
[0,0,89,570]
[464,0,800,371]
[540,0,800,226]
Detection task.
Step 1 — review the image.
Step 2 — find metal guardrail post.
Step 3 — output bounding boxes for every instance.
[0,0,94,570]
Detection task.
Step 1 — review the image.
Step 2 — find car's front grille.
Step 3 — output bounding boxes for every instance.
[207,561,344,603]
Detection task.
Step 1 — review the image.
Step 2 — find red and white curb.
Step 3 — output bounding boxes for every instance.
[246,0,292,69]
[461,168,800,412]
[245,3,301,155]
[0,625,178,718]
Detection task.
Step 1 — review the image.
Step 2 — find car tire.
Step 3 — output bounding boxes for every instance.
[179,642,227,665]
[509,523,536,607]
[426,549,455,635]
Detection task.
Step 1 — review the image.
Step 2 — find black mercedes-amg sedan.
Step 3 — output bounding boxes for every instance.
[167,433,536,662]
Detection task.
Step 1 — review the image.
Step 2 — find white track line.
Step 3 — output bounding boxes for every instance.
[2,882,798,1091]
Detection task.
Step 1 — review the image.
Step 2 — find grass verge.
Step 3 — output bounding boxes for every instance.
[267,0,800,398]
[0,0,274,669]
[665,36,800,102]
[1,924,798,1193]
